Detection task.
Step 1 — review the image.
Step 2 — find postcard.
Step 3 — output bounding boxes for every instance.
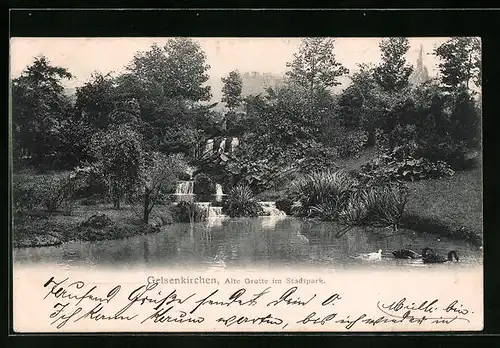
[10,37,483,332]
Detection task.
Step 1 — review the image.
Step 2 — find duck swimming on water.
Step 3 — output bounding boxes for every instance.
[422,247,459,264]
[392,249,421,259]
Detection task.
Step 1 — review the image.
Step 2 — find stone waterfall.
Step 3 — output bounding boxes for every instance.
[259,202,287,216]
[175,181,195,201]
[203,137,239,157]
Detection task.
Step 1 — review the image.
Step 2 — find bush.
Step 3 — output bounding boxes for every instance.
[289,170,357,217]
[359,183,409,230]
[222,185,263,217]
[72,166,108,199]
[286,169,409,230]
[331,129,368,159]
[12,181,38,216]
[357,146,455,183]
[193,173,215,195]
[80,214,113,228]
[418,140,470,170]
[170,201,208,223]
[12,172,80,215]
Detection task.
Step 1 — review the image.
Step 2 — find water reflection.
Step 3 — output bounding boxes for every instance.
[13,217,482,269]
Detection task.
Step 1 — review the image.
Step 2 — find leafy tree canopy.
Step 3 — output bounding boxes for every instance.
[285,38,348,92]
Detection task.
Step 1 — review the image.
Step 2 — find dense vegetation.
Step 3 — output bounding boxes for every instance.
[11,37,482,246]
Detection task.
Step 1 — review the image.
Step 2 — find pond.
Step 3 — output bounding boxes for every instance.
[13,217,482,270]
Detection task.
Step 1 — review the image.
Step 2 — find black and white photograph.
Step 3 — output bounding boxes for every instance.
[10,36,483,332]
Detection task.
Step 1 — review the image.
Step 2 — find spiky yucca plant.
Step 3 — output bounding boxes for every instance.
[338,190,369,226]
[222,184,263,217]
[361,183,409,231]
[289,169,357,217]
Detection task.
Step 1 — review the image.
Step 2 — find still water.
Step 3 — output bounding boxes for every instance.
[13,217,482,270]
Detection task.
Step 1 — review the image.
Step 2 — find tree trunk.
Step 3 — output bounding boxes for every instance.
[366,126,376,147]
[143,188,151,223]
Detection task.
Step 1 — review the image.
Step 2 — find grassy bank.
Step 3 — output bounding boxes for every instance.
[258,150,482,246]
[339,150,483,246]
[402,167,483,245]
[12,202,172,248]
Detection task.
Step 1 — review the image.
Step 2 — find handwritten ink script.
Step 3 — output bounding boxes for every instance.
[38,275,476,331]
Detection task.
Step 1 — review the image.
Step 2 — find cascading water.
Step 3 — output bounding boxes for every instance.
[193,203,226,218]
[175,181,194,198]
[229,137,239,154]
[215,183,224,202]
[204,139,214,156]
[218,138,227,154]
[259,201,287,229]
[208,206,224,218]
[259,202,287,216]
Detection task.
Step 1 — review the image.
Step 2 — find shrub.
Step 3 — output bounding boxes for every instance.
[418,140,470,170]
[288,168,409,230]
[289,170,357,217]
[357,146,455,183]
[222,185,263,217]
[12,172,80,215]
[170,201,208,223]
[335,182,409,231]
[12,181,38,216]
[331,129,368,159]
[72,166,108,199]
[193,173,215,195]
[360,183,409,230]
[309,200,346,221]
[338,192,369,226]
[80,214,113,228]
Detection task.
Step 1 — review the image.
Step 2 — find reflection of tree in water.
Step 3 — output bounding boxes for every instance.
[264,218,310,263]
[61,247,83,263]
[21,216,482,267]
[143,238,149,264]
[108,242,136,263]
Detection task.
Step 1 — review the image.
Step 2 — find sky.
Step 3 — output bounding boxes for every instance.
[10,37,449,98]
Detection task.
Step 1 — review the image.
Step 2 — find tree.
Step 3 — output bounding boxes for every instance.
[374,38,413,92]
[434,37,481,90]
[339,64,384,147]
[74,72,117,130]
[221,70,243,110]
[123,39,214,157]
[285,38,348,93]
[450,88,481,148]
[141,153,187,223]
[11,56,73,168]
[90,125,144,209]
[163,38,212,102]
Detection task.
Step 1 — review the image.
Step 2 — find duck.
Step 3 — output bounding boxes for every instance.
[355,249,382,261]
[392,249,421,259]
[422,247,459,264]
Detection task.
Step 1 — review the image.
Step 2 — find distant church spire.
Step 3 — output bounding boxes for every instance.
[410,44,429,86]
[417,44,424,69]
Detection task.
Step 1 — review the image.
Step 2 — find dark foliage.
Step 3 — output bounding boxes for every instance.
[222,185,263,218]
